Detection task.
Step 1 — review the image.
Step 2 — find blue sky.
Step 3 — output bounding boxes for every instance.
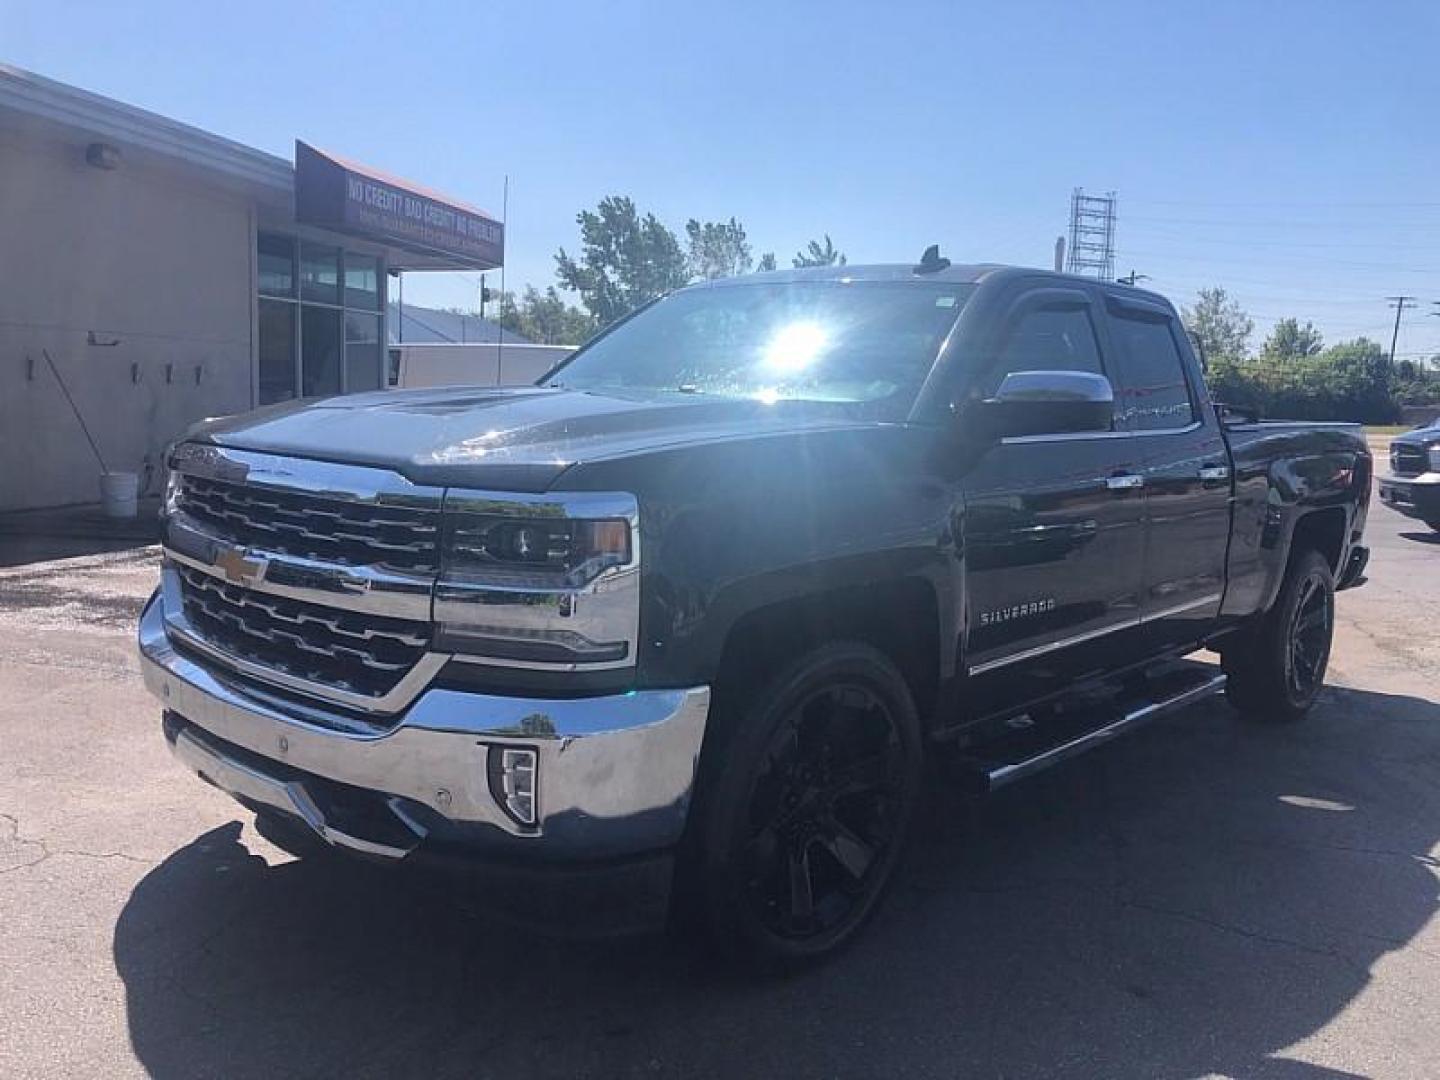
[8,0,1440,358]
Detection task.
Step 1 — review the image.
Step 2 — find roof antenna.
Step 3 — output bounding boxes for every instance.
[914,244,950,274]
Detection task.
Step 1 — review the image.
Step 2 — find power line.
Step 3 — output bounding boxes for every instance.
[1120,248,1440,274]
[1124,213,1440,230]
[1122,225,1440,253]
[1126,197,1440,209]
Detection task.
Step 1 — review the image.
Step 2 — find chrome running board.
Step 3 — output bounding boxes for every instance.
[964,663,1228,793]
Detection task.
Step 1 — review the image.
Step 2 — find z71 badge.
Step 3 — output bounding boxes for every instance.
[979,598,1057,627]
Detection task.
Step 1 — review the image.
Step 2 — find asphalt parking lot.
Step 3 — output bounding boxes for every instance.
[2,468,1438,1079]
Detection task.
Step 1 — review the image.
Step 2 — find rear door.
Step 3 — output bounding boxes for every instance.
[1102,295,1231,651]
[961,286,1147,712]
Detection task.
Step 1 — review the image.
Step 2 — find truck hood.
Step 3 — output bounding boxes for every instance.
[191,385,884,491]
[1391,420,1440,450]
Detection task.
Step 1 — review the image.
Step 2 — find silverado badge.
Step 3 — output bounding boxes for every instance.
[979,598,1057,627]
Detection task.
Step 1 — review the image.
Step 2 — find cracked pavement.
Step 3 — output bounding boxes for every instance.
[1,468,1438,1079]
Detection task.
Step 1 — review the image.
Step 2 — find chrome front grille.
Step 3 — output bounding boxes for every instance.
[176,474,440,573]
[175,564,431,699]
[161,446,449,713]
[1391,445,1427,477]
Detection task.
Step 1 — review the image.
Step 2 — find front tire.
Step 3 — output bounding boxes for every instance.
[692,642,923,967]
[1223,549,1335,722]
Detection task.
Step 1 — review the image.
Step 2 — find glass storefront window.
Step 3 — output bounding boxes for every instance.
[258,234,295,297]
[344,312,383,392]
[301,306,342,398]
[300,243,341,305]
[258,232,385,403]
[258,299,297,404]
[345,253,381,310]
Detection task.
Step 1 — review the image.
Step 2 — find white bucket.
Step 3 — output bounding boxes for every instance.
[100,471,139,519]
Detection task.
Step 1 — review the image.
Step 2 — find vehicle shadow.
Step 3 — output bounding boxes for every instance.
[115,684,1440,1079]
[1398,530,1440,546]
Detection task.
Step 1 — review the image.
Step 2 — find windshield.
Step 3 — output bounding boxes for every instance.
[546,281,974,418]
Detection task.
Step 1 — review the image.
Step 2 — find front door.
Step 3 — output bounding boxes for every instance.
[959,288,1147,715]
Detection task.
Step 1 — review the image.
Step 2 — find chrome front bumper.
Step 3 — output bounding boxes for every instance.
[138,589,710,862]
[1377,471,1440,521]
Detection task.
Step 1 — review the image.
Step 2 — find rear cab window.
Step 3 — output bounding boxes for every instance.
[1106,307,1198,432]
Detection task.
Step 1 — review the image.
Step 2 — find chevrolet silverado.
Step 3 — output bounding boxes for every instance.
[138,255,1372,963]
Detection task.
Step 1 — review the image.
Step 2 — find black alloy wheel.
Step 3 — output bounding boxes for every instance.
[1224,549,1335,722]
[742,681,907,942]
[694,642,922,965]
[1285,570,1333,702]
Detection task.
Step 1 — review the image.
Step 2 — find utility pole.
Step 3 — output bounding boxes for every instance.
[1118,270,1149,286]
[1386,296,1417,365]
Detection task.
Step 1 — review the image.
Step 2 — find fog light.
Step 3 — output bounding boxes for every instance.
[488,746,538,827]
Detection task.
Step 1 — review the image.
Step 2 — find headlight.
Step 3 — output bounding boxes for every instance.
[163,466,183,516]
[445,513,631,585]
[1428,446,1440,472]
[434,492,640,670]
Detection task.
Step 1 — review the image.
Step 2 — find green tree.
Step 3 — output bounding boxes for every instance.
[792,235,846,268]
[755,252,778,272]
[1261,317,1324,362]
[1392,354,1440,406]
[555,196,689,326]
[1182,287,1253,362]
[495,286,597,346]
[686,217,753,279]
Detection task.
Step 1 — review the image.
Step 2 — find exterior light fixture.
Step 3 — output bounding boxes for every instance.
[488,746,538,827]
[85,142,121,170]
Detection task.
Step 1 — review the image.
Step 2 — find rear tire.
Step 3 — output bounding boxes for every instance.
[1222,549,1335,722]
[688,641,924,968]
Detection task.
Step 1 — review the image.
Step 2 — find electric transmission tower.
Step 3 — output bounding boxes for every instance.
[1065,188,1118,281]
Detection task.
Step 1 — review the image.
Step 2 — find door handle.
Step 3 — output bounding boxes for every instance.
[1198,465,1230,483]
[1105,473,1144,491]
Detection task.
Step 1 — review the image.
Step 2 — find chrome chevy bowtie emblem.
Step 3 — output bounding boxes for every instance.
[213,546,267,586]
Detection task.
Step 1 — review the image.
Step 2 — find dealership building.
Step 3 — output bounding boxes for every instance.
[0,64,504,512]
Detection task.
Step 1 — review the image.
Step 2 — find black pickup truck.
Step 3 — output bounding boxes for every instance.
[138,257,1371,963]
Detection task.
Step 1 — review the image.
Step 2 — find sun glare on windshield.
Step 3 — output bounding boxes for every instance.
[761,321,829,375]
[547,282,975,417]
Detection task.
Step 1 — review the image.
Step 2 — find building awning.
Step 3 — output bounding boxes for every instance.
[294,141,503,271]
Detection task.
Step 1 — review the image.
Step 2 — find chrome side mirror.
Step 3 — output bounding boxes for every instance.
[980,370,1115,439]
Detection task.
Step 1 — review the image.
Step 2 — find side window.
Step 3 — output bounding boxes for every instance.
[985,305,1105,396]
[1109,314,1196,431]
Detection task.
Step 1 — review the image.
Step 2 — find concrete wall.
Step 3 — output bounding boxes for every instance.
[0,126,254,511]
